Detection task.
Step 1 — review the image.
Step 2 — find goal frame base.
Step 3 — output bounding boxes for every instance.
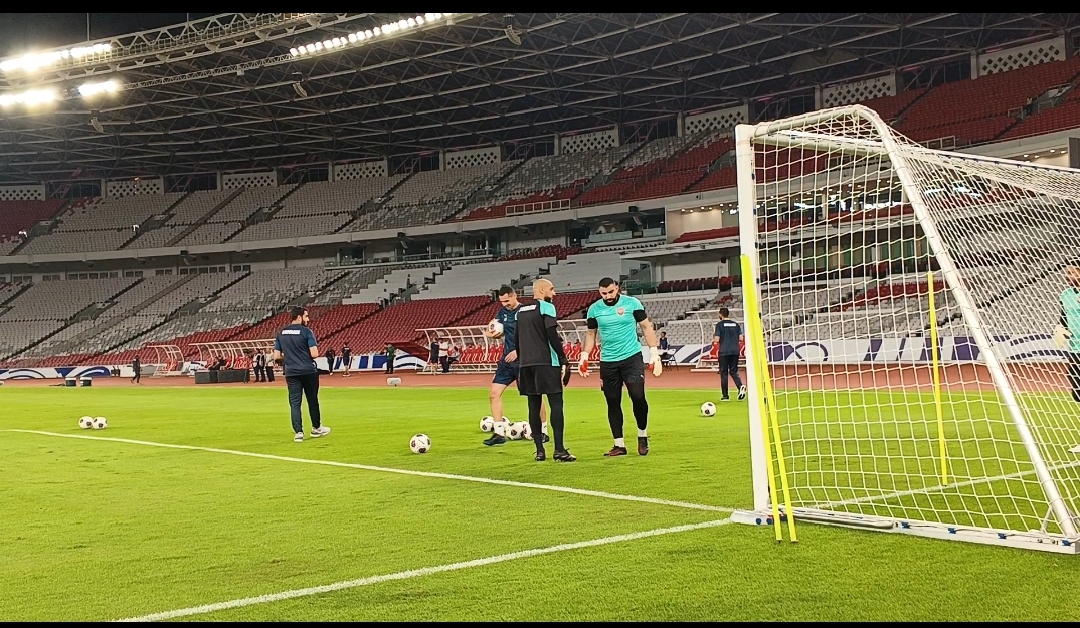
[731,509,1080,554]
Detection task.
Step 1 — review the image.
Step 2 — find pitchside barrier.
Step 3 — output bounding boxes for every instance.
[416,320,600,374]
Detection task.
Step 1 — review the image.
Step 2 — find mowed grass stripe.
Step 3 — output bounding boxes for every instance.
[6,430,733,514]
[1,432,722,621]
[118,518,734,622]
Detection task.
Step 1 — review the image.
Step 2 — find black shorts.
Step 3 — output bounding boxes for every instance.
[517,365,563,396]
[493,361,519,386]
[600,354,645,393]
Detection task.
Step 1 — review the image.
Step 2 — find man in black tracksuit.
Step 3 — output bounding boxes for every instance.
[712,307,746,401]
[253,350,266,382]
[131,356,141,384]
[274,306,331,443]
[515,278,575,462]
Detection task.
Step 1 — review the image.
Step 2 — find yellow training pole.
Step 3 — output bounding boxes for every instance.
[741,255,783,542]
[753,323,798,543]
[928,271,948,484]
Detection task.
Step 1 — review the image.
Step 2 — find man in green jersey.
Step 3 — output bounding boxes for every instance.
[579,277,663,457]
[1054,262,1080,402]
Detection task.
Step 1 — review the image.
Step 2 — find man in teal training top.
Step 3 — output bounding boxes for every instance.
[579,277,663,457]
[1054,261,1080,402]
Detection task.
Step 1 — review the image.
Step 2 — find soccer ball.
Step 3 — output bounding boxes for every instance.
[493,419,510,437]
[480,416,496,432]
[409,433,431,454]
[92,416,108,430]
[521,422,533,441]
[78,416,94,430]
[700,402,716,417]
[508,421,527,440]
[487,319,504,338]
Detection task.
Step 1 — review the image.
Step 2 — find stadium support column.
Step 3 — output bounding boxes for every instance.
[735,122,770,512]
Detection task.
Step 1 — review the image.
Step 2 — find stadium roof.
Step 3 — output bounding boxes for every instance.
[0,12,1076,182]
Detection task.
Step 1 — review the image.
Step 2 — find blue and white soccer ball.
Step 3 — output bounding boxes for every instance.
[78,416,94,430]
[410,433,431,454]
[700,402,716,417]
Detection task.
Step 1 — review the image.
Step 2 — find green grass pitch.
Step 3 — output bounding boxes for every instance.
[3,384,1080,621]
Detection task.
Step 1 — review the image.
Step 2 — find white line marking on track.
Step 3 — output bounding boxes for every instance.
[116,517,733,622]
[7,430,732,514]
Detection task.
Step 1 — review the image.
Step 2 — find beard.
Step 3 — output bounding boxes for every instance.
[543,296,553,303]
[602,297,619,306]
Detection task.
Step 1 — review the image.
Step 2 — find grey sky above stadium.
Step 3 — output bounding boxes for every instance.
[0,12,1076,182]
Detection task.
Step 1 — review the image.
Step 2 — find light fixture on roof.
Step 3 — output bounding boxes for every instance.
[293,82,309,98]
[0,87,58,108]
[0,42,113,73]
[290,14,454,58]
[89,117,104,133]
[78,79,119,98]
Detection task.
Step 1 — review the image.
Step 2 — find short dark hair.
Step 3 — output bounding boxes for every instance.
[290,306,307,320]
[719,307,730,317]
[598,277,617,288]
[497,285,515,296]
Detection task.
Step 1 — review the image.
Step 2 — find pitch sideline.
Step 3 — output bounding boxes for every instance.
[7,429,734,514]
[117,517,734,621]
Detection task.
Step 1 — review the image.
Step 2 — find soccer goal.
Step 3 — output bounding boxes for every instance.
[734,105,1080,552]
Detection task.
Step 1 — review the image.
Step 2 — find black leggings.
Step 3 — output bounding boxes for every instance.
[286,373,322,433]
[529,393,565,452]
[600,357,648,439]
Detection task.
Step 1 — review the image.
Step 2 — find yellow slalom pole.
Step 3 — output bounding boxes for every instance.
[756,327,798,543]
[928,271,948,485]
[741,255,783,542]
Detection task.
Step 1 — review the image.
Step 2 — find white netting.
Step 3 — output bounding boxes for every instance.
[740,105,1080,549]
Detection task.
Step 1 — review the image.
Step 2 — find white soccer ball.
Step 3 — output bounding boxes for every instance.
[487,319,504,338]
[409,433,431,454]
[700,402,716,417]
[508,421,528,440]
[78,416,94,430]
[480,416,496,432]
[493,419,510,437]
[92,416,108,430]
[521,421,533,441]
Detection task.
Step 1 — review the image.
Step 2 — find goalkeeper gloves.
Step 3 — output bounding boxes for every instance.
[648,349,663,377]
[561,362,572,386]
[578,357,590,378]
[1054,325,1073,350]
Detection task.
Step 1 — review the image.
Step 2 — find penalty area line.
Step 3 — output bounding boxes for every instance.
[117,517,733,622]
[6,429,732,514]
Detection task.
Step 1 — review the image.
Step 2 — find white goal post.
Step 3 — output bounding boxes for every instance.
[734,104,1080,553]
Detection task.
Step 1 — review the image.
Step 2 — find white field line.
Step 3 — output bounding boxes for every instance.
[117,517,733,622]
[813,458,1080,510]
[6,430,732,514]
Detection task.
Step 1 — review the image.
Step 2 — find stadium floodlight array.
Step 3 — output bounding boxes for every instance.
[733,104,1080,553]
[0,43,113,73]
[77,80,120,98]
[289,13,454,57]
[0,88,58,107]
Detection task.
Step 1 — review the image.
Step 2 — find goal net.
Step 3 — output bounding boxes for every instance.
[736,105,1080,552]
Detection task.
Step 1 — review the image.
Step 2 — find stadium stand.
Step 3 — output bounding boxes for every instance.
[414,258,557,300]
[344,266,442,304]
[324,295,492,353]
